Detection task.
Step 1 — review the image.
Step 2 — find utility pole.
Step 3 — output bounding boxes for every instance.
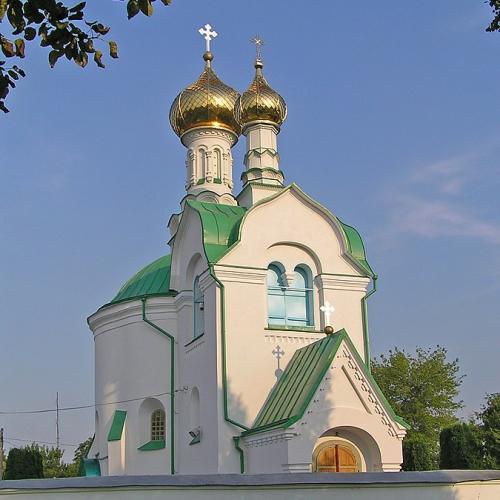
[56,392,60,449]
[0,427,4,479]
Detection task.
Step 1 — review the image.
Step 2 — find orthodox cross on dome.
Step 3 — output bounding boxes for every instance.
[272,345,285,380]
[320,301,335,327]
[199,24,218,52]
[251,34,264,60]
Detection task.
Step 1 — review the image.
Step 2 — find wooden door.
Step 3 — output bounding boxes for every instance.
[316,444,360,473]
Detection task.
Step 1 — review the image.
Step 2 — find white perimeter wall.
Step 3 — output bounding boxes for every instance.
[1,479,499,500]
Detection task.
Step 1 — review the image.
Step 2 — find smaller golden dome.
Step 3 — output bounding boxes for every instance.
[169,53,241,139]
[235,59,287,129]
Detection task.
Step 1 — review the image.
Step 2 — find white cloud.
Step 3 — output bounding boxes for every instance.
[388,195,500,245]
[379,140,500,246]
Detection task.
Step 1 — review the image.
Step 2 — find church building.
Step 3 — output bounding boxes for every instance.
[85,26,408,476]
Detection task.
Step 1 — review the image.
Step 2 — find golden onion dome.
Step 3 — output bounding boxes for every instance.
[235,59,287,129]
[169,52,241,139]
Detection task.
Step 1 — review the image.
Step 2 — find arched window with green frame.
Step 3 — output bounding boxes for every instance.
[267,263,314,327]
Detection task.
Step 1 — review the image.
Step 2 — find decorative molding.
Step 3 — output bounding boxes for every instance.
[315,274,370,292]
[183,127,236,144]
[89,297,177,334]
[243,431,297,448]
[264,332,323,345]
[212,265,267,285]
[340,344,405,439]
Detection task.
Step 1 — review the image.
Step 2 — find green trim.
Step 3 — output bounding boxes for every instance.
[265,325,322,334]
[196,178,204,185]
[189,434,201,446]
[107,410,127,441]
[82,458,101,477]
[233,436,245,473]
[361,275,377,369]
[184,333,205,348]
[138,440,166,451]
[214,177,222,184]
[228,184,374,277]
[243,148,280,167]
[243,329,409,437]
[208,265,248,473]
[141,298,176,474]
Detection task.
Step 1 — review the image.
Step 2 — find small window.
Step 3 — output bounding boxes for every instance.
[193,276,204,339]
[151,409,166,441]
[267,263,313,327]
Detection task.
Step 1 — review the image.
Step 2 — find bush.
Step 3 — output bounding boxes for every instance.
[439,423,484,469]
[4,448,44,480]
[402,435,438,471]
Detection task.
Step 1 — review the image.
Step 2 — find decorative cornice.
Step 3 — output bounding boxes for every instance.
[182,127,237,145]
[314,274,370,292]
[212,265,267,285]
[242,431,297,448]
[89,297,176,335]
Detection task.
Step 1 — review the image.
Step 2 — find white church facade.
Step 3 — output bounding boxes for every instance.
[85,27,408,477]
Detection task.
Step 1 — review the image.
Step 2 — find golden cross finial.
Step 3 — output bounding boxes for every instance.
[251,35,264,61]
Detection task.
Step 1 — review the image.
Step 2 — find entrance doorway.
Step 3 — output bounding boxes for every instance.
[313,442,361,472]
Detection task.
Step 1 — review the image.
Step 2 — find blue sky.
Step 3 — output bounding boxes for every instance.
[1,0,499,458]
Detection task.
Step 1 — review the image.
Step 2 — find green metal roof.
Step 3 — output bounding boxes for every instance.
[338,219,374,277]
[186,200,247,263]
[245,330,408,436]
[110,254,174,305]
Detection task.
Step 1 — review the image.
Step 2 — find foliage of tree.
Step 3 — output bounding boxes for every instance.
[487,1,500,32]
[402,434,437,471]
[371,346,463,470]
[439,423,484,469]
[25,443,70,478]
[0,0,172,113]
[476,393,500,468]
[4,447,43,479]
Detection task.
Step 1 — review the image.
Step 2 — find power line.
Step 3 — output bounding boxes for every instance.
[0,390,176,415]
[4,436,79,448]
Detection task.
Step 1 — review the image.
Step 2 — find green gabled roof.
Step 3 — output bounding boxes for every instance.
[109,254,174,305]
[245,330,409,436]
[186,200,247,263]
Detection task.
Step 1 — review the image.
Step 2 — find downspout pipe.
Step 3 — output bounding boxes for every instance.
[209,265,249,472]
[361,275,378,372]
[141,297,176,475]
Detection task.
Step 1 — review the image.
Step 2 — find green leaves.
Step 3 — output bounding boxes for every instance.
[0,0,173,113]
[139,0,154,16]
[0,0,7,22]
[109,41,118,59]
[1,37,15,57]
[487,0,500,32]
[94,50,105,68]
[372,345,464,469]
[15,38,25,58]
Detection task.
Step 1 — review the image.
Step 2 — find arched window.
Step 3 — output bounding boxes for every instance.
[193,276,204,339]
[151,409,166,441]
[267,264,313,327]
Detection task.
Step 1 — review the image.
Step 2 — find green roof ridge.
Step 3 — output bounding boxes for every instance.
[244,330,408,436]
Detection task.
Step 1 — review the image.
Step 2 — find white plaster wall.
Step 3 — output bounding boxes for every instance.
[3,480,500,500]
[88,298,176,475]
